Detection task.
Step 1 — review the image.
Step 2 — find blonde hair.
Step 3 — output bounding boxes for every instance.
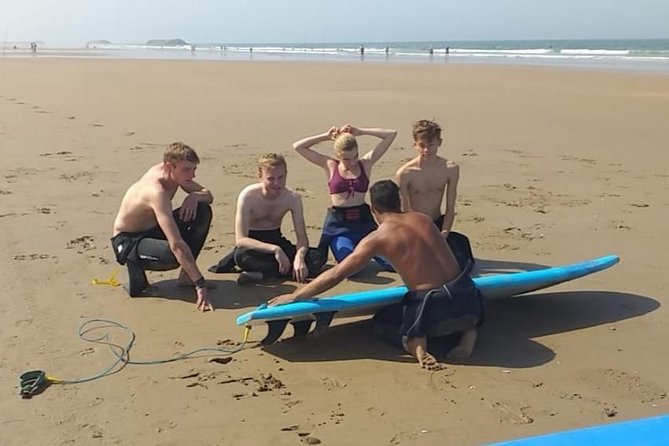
[164,142,200,164]
[257,153,287,175]
[333,132,358,156]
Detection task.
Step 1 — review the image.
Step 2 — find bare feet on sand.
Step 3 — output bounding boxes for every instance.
[447,328,477,360]
[404,336,443,371]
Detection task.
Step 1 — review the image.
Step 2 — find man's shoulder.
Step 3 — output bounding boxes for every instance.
[443,158,459,168]
[284,187,304,203]
[133,175,167,201]
[239,183,262,197]
[396,158,421,177]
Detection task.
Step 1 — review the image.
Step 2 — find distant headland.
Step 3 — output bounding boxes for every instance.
[144,39,189,46]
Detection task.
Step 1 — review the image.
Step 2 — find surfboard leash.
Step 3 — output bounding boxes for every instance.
[18,318,248,398]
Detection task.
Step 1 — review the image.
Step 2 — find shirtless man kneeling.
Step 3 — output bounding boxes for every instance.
[111,142,214,312]
[269,180,484,369]
[211,153,324,284]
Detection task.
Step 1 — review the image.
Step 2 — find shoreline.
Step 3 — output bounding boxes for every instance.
[2,44,669,75]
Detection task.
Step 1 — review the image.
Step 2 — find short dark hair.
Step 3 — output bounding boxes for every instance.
[370,180,401,213]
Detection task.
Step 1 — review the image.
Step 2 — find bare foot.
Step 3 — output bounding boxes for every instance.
[404,336,443,371]
[447,328,477,359]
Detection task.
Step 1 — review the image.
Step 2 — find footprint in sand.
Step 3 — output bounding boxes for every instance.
[67,235,95,252]
[629,202,650,208]
[90,123,104,127]
[13,253,56,261]
[491,401,534,424]
[611,220,631,230]
[321,377,347,391]
[39,151,73,157]
[579,368,667,404]
[59,171,96,183]
[0,189,11,195]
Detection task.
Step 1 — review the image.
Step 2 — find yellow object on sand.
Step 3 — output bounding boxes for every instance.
[91,269,121,287]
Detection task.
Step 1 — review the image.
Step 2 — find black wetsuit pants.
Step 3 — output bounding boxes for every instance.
[111,203,212,295]
[233,229,325,278]
[373,263,484,351]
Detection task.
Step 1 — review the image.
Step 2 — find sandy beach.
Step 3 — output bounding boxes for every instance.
[1,57,669,445]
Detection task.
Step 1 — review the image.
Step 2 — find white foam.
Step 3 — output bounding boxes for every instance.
[561,49,630,55]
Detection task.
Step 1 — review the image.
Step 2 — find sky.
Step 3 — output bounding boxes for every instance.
[1,0,668,45]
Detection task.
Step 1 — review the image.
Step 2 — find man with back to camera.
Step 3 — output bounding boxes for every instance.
[269,180,484,370]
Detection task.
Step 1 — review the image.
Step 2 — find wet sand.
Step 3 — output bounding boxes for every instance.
[1,57,668,445]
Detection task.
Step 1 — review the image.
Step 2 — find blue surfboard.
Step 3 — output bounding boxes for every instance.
[492,413,669,445]
[237,255,619,344]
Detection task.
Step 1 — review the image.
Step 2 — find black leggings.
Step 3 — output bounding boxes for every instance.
[234,229,324,278]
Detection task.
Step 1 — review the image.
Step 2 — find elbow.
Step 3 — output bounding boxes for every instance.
[294,144,310,156]
[169,239,189,255]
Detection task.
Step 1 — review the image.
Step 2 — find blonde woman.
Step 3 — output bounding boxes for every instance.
[293,124,396,270]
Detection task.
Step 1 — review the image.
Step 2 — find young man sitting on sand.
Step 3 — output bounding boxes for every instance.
[395,119,473,268]
[269,180,484,370]
[111,142,214,312]
[211,153,324,285]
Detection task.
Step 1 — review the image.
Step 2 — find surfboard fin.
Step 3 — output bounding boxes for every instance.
[291,320,313,338]
[312,312,336,337]
[261,319,290,345]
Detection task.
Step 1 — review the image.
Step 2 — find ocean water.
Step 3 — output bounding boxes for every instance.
[5,39,669,73]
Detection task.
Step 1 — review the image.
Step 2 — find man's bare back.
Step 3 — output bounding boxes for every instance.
[113,163,177,235]
[364,211,460,290]
[397,155,458,221]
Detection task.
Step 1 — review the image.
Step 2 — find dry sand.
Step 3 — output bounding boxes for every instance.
[1,58,668,445]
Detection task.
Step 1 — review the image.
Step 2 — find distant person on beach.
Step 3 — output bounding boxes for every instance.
[445,46,450,55]
[395,120,473,269]
[293,124,397,271]
[210,153,325,285]
[269,180,484,370]
[111,142,214,311]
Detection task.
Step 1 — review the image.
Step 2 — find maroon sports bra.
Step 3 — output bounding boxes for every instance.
[327,160,370,197]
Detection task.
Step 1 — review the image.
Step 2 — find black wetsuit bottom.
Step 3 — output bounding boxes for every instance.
[373,263,485,354]
[232,229,325,278]
[433,215,475,272]
[110,203,212,296]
